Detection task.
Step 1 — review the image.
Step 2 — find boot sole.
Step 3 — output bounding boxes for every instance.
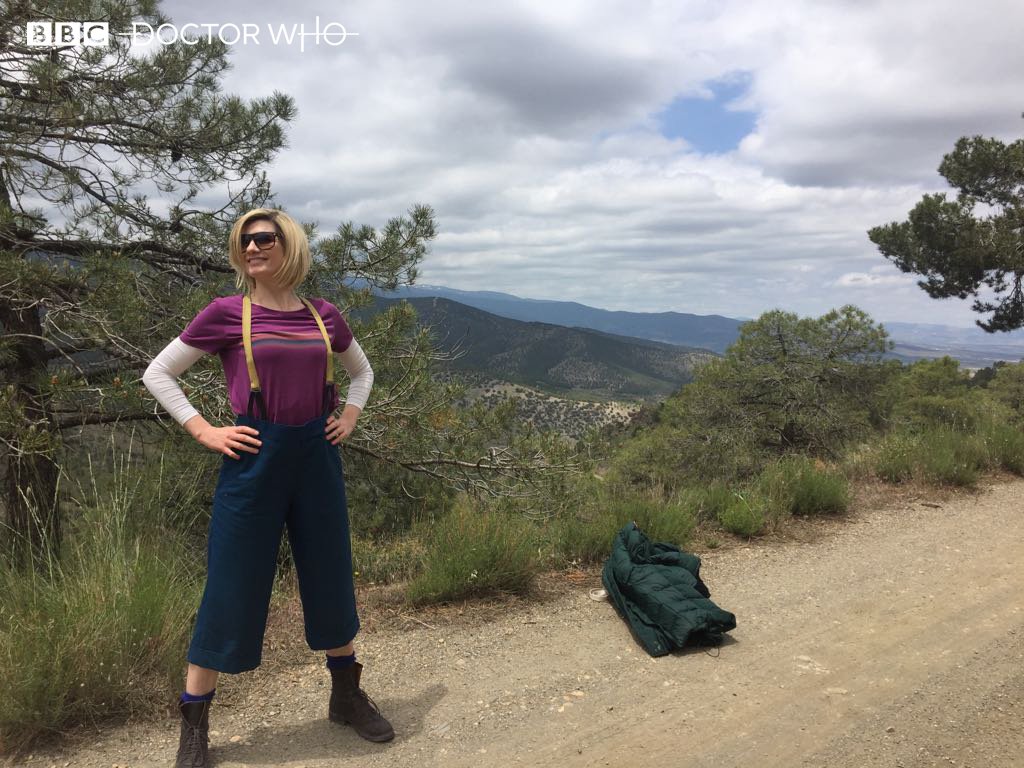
[329,712,395,742]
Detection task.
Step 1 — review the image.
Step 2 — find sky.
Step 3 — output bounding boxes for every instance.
[154,0,1024,327]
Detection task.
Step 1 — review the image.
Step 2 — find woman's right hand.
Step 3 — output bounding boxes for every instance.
[196,424,262,459]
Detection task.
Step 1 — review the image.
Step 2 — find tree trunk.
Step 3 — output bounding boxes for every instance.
[0,299,61,564]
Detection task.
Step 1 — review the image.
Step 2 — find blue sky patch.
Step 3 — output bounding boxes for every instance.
[658,74,757,153]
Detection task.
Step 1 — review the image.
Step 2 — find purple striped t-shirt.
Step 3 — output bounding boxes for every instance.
[180,294,354,425]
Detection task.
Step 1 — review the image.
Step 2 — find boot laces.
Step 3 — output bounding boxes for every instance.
[344,682,382,715]
[180,720,209,767]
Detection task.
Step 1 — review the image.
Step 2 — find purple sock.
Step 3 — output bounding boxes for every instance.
[326,652,356,670]
[181,689,216,704]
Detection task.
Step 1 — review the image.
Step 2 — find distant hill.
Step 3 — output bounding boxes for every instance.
[889,343,1024,369]
[350,296,714,400]
[355,281,1024,367]
[361,282,743,354]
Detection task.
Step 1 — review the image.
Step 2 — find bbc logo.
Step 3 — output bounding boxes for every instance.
[25,21,110,47]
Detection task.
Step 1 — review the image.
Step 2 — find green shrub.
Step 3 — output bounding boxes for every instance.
[550,485,697,565]
[553,502,624,564]
[840,442,879,480]
[716,492,766,537]
[917,428,986,487]
[681,483,735,522]
[758,456,850,517]
[978,421,1024,475]
[620,495,695,548]
[0,492,201,751]
[873,432,920,483]
[406,497,539,605]
[988,362,1024,418]
[895,393,986,431]
[350,534,426,584]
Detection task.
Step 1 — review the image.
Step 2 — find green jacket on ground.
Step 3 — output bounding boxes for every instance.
[602,522,737,657]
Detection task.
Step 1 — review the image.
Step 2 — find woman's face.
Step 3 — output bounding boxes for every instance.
[241,220,285,286]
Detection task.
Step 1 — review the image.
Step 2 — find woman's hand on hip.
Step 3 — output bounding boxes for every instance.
[326,411,356,445]
[196,424,262,459]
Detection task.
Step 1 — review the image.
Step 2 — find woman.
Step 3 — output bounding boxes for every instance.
[143,208,393,768]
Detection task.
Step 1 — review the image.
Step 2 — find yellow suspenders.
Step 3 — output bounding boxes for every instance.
[242,295,334,417]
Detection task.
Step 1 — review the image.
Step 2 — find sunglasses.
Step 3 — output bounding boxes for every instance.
[240,232,281,250]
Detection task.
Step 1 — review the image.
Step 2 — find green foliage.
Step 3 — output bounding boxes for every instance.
[0,443,203,751]
[620,495,695,548]
[680,483,737,522]
[545,475,695,565]
[968,361,1005,388]
[551,492,627,565]
[350,534,427,585]
[607,306,894,496]
[868,133,1024,331]
[757,456,851,517]
[715,492,766,537]
[406,496,540,604]
[872,432,921,483]
[882,357,989,431]
[867,426,997,487]
[0,0,297,557]
[979,420,1024,475]
[988,362,1024,419]
[917,428,987,486]
[687,306,893,455]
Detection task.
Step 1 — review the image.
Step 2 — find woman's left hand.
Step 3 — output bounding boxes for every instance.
[326,410,357,445]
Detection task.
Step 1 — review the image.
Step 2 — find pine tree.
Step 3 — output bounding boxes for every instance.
[0,0,300,559]
[868,127,1024,332]
[1,2,578,561]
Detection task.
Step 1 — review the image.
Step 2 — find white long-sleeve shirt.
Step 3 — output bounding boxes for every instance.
[143,336,374,426]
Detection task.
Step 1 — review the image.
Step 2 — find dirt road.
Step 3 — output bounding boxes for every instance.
[18,480,1024,767]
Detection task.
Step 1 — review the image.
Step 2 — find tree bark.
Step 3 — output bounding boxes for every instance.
[0,297,61,564]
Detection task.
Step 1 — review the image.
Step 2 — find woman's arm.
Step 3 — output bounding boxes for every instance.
[336,338,373,411]
[326,338,374,445]
[142,337,207,426]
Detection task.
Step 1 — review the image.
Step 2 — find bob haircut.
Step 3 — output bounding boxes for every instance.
[228,208,310,293]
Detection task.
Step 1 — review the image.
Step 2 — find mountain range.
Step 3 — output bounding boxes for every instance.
[354,281,1024,369]
[348,296,714,400]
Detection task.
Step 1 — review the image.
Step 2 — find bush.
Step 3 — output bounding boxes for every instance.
[716,491,766,537]
[622,494,695,548]
[758,456,850,517]
[873,432,920,483]
[406,497,539,604]
[550,482,696,565]
[681,483,735,522]
[988,362,1024,418]
[0,453,202,752]
[918,428,987,487]
[978,421,1024,475]
[867,425,1008,487]
[552,501,624,565]
[350,534,426,584]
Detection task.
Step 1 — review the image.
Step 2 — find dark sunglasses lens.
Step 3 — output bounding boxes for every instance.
[242,233,278,249]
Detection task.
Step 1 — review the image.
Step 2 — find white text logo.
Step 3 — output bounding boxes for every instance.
[26,21,110,47]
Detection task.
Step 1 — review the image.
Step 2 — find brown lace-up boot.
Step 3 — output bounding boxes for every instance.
[328,661,395,742]
[175,699,212,768]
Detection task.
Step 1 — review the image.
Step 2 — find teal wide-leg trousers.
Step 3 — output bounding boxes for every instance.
[187,413,359,673]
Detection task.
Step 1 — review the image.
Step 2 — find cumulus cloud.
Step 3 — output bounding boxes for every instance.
[835,272,918,288]
[158,0,1024,326]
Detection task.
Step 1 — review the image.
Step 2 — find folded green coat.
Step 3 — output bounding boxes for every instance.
[602,522,737,657]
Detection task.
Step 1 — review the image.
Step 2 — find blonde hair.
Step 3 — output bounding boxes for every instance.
[228,208,310,293]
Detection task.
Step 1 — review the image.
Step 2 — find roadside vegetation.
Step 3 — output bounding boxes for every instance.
[5,299,1024,751]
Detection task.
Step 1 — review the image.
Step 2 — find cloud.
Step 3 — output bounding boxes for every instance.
[150,0,1024,326]
[835,272,918,288]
